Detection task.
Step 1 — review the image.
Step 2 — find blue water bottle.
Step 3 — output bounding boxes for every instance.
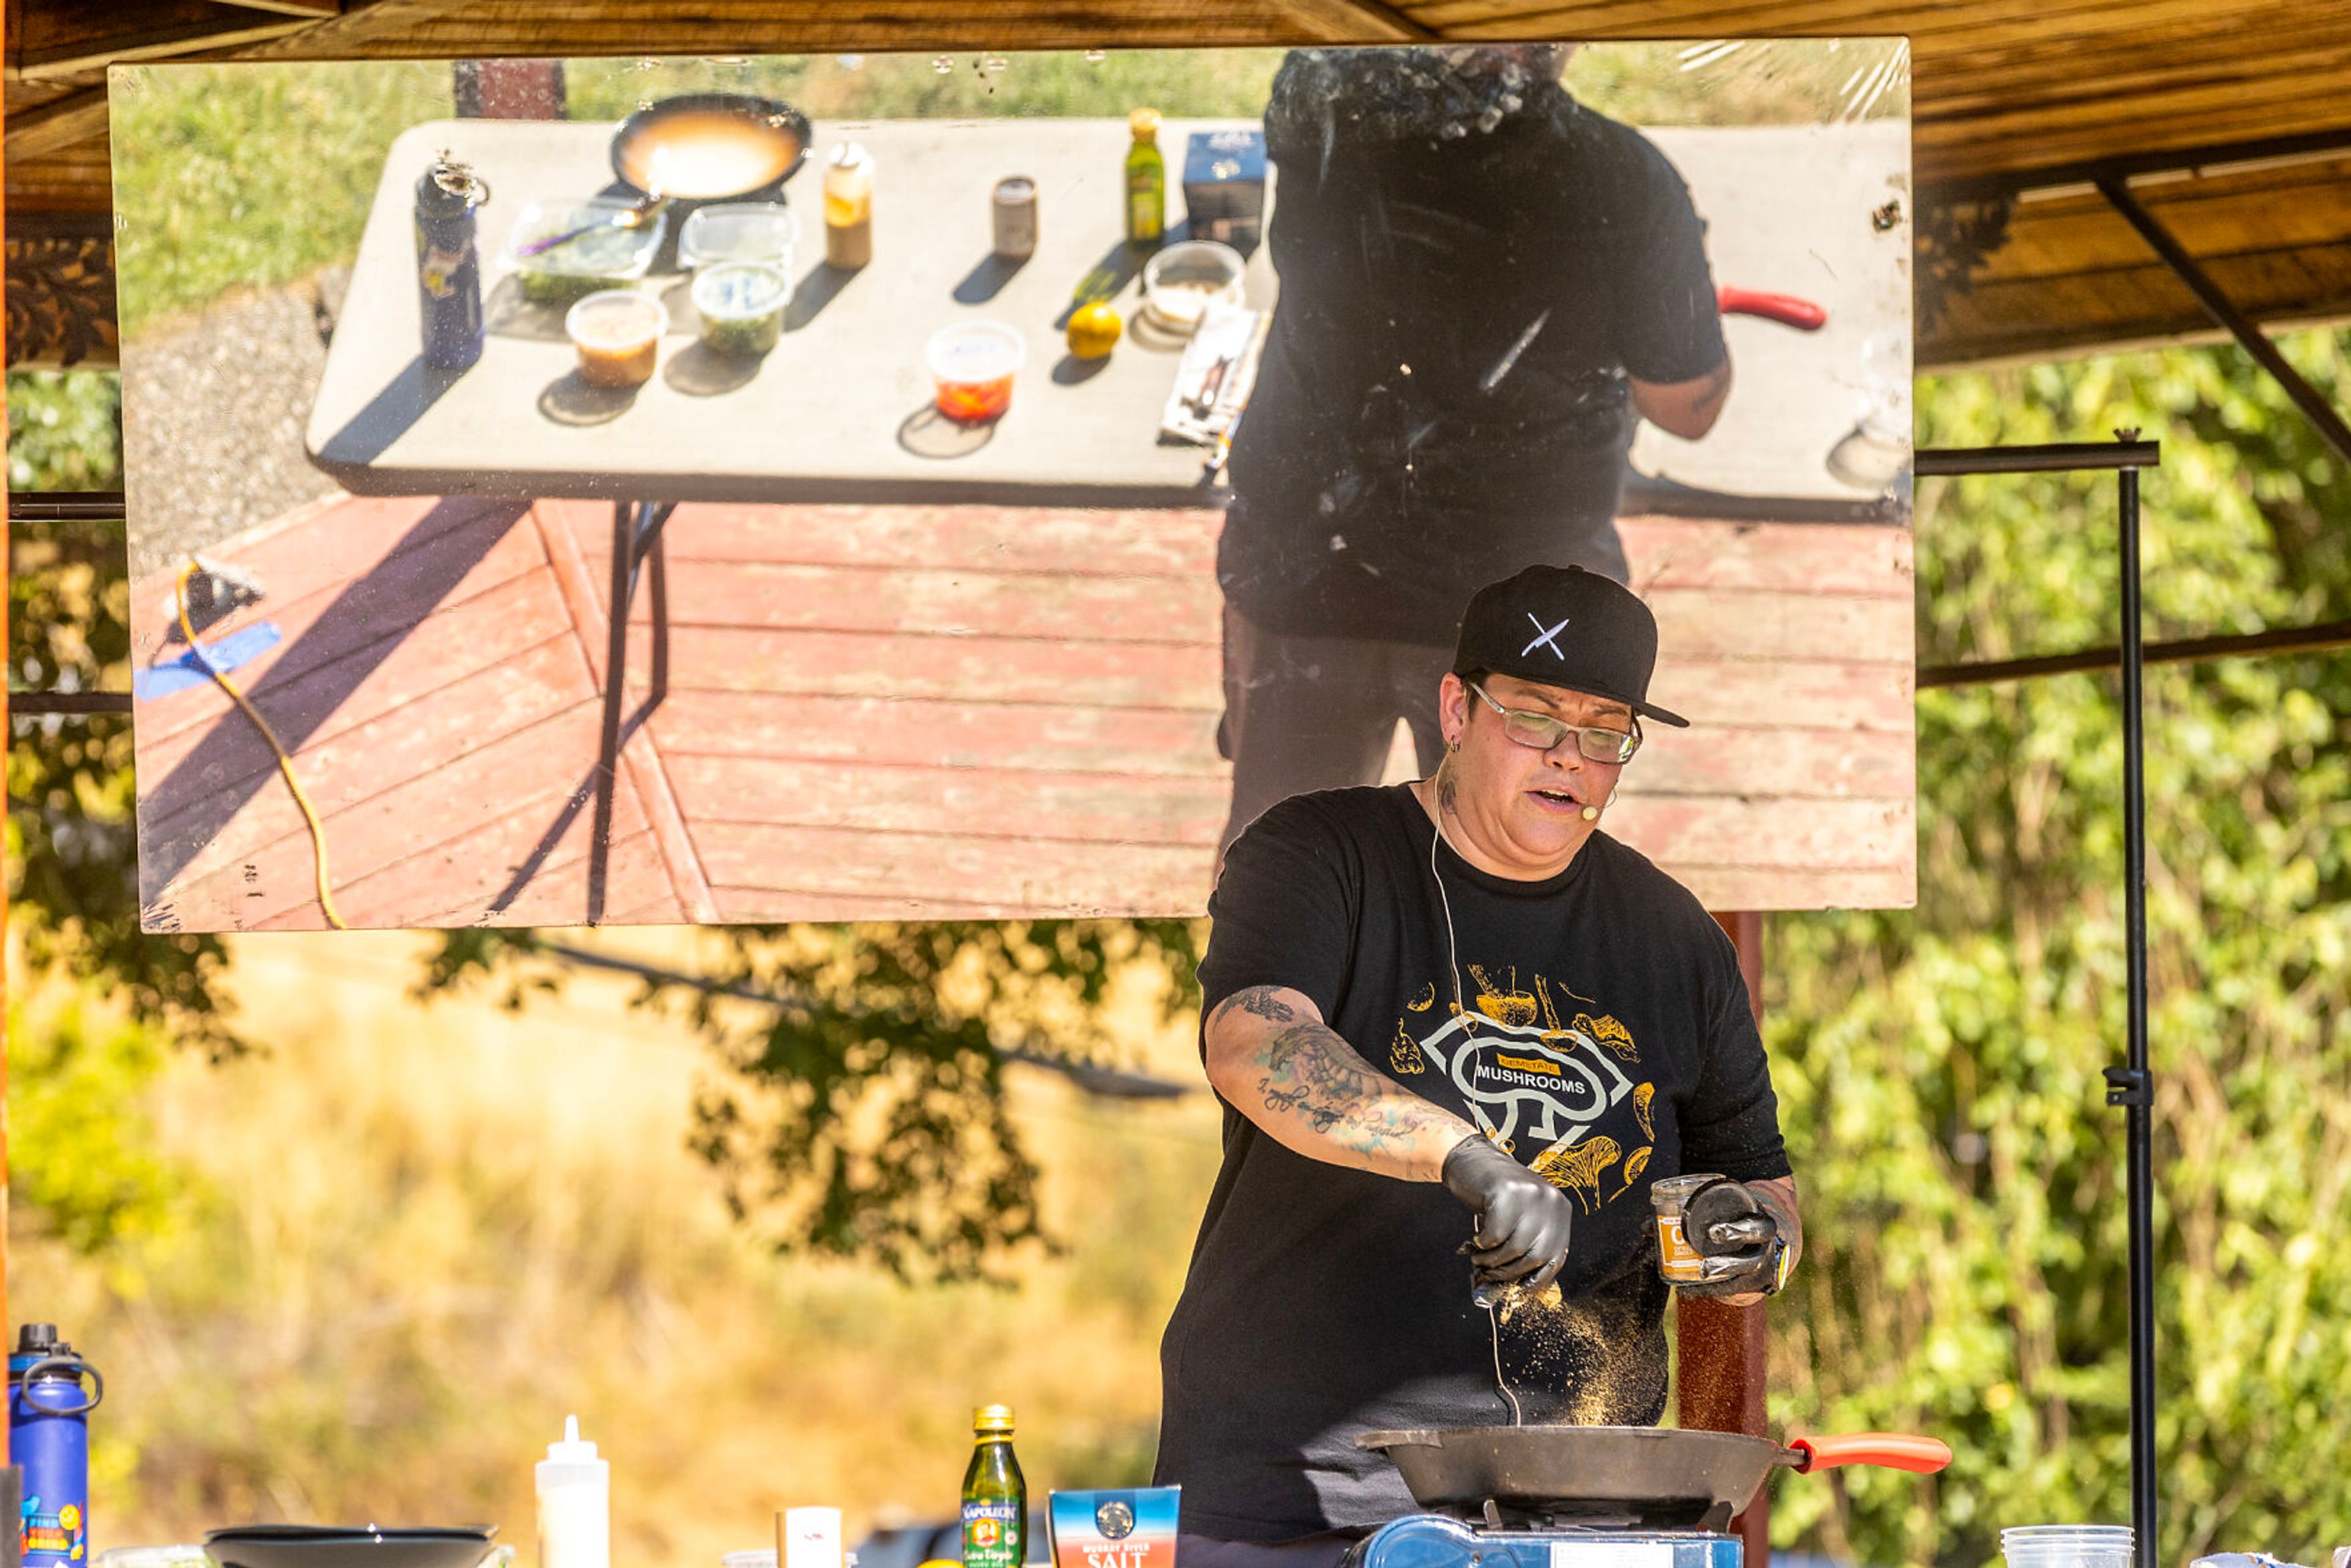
[10,1324,102,1568]
[414,153,489,372]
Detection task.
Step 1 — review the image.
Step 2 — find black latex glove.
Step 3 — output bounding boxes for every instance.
[1675,1177,1788,1299]
[1441,1133,1576,1300]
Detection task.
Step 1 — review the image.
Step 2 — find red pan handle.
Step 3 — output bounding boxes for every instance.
[1718,286,1828,331]
[1787,1433,1952,1474]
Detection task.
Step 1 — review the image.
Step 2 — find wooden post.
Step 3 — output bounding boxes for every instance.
[1681,911,1768,1566]
[453,59,566,121]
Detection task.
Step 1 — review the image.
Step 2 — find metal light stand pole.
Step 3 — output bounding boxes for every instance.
[1916,438,2161,1568]
[2107,453,2159,1568]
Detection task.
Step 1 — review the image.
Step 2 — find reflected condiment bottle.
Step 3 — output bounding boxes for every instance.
[1126,108,1166,248]
[825,141,874,269]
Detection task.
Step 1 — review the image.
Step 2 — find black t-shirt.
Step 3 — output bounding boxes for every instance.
[1152,786,1789,1541]
[1220,59,1727,645]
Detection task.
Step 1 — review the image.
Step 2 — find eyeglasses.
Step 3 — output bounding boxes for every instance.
[1467,681,1642,763]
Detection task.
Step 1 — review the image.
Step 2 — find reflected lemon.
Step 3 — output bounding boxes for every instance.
[1065,301,1123,360]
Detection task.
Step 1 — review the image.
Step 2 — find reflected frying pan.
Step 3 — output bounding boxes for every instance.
[610,94,812,201]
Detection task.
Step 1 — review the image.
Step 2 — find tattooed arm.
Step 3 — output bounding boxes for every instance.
[1202,984,1477,1181]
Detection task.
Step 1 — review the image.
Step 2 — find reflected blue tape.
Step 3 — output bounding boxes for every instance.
[133,621,283,701]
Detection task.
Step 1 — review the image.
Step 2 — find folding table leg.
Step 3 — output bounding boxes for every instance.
[588,499,681,925]
[588,500,637,923]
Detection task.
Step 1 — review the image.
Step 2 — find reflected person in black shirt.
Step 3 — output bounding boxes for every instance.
[1217,45,1731,857]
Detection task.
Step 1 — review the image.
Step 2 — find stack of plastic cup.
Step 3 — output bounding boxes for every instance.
[2002,1525,2135,1568]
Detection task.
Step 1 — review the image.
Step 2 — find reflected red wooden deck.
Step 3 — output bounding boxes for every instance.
[129,495,1913,932]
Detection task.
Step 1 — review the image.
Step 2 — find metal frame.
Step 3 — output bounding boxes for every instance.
[2113,459,2158,1568]
[1919,133,2351,470]
[1919,617,2351,688]
[2094,178,2351,466]
[1922,437,2161,1568]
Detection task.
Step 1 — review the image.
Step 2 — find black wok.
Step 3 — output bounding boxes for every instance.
[204,1526,499,1568]
[1358,1425,1949,1527]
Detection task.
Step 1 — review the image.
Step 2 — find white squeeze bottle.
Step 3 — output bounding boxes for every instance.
[537,1415,609,1568]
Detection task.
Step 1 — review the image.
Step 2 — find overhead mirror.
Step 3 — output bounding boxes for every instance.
[111,42,1914,931]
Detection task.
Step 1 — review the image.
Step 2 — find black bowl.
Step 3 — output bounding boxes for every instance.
[610,93,812,202]
[204,1525,497,1568]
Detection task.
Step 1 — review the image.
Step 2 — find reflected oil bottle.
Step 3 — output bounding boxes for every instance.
[1125,108,1166,247]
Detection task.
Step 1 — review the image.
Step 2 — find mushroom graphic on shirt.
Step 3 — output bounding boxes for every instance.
[1618,1144,1653,1198]
[1575,1013,1641,1063]
[1471,964,1541,1028]
[1534,1134,1622,1213]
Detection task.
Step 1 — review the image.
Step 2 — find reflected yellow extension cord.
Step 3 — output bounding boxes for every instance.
[174,559,348,930]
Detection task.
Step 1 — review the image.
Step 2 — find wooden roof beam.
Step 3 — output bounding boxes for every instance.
[207,0,342,17]
[1267,0,1442,41]
[4,84,106,158]
[9,0,318,80]
[1922,126,2351,203]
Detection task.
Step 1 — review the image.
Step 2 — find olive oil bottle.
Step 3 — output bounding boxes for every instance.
[1125,108,1166,247]
[961,1405,1027,1568]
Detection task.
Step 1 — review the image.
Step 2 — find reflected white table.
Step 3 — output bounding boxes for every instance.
[309,114,1275,918]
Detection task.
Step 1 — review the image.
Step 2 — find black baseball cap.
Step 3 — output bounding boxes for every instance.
[1452,564,1690,727]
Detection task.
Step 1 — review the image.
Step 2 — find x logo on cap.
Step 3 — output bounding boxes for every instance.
[1522,612,1571,660]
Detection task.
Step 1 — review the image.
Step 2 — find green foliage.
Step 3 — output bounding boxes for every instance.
[7,369,219,1267]
[108,61,452,334]
[563,50,1283,124]
[558,42,1898,138]
[8,371,123,491]
[1565,39,1910,126]
[6,992,181,1256]
[423,920,1199,1284]
[99,45,1891,335]
[8,517,239,1057]
[1765,332,2351,1567]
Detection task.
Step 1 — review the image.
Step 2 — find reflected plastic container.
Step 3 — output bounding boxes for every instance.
[566,290,667,388]
[926,321,1027,424]
[2000,1525,2134,1568]
[678,201,799,271]
[508,198,667,307]
[1141,239,1246,333]
[692,261,790,356]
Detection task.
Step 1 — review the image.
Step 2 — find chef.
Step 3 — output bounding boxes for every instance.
[1154,565,1800,1568]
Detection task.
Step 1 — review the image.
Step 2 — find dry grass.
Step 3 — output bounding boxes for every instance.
[15,930,1221,1563]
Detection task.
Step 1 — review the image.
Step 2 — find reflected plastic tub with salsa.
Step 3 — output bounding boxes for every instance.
[925,321,1027,424]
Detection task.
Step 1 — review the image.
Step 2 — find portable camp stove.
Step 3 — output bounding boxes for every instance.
[1347,1420,1949,1568]
[1344,1507,1741,1568]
